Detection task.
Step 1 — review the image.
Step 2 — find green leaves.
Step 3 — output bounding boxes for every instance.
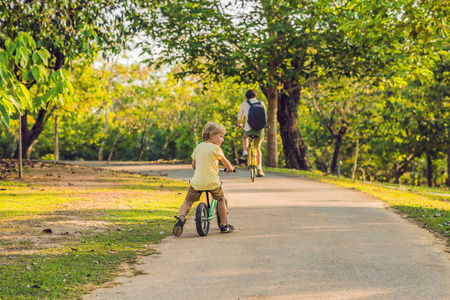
[35,69,74,108]
[31,65,48,82]
[0,32,73,126]
[32,49,50,66]
[0,33,37,125]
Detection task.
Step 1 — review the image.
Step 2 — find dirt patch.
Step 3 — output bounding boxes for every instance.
[0,160,142,256]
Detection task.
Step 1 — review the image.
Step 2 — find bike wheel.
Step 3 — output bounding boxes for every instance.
[215,196,229,228]
[195,202,210,236]
[247,150,255,182]
[251,166,256,182]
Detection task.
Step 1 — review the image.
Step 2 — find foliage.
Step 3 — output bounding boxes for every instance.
[2,52,446,186]
[342,0,450,41]
[0,0,150,160]
[0,0,146,123]
[144,0,383,167]
[0,32,71,126]
[142,0,449,169]
[299,61,449,184]
[0,125,15,158]
[0,0,147,64]
[301,77,382,173]
[144,0,403,84]
[24,64,254,163]
[1,0,449,185]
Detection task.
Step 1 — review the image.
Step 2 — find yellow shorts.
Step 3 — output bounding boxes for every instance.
[185,185,224,203]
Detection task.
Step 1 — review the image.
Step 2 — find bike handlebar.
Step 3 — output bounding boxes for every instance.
[221,168,237,173]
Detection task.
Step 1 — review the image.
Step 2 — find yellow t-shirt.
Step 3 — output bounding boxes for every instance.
[189,142,224,190]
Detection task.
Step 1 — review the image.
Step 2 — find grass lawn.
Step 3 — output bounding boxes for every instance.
[0,162,188,300]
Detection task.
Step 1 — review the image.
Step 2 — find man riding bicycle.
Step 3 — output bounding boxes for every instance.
[237,89,266,177]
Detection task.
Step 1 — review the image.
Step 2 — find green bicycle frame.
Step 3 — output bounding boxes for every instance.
[208,199,217,220]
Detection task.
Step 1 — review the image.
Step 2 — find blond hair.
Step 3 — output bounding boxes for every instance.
[202,121,226,141]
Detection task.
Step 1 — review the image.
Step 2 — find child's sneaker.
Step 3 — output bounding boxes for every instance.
[256,169,265,177]
[173,215,186,237]
[220,224,234,234]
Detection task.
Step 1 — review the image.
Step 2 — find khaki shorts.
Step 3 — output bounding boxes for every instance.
[185,185,224,203]
[244,128,264,148]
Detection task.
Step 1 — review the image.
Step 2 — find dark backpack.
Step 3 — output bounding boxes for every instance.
[246,100,267,131]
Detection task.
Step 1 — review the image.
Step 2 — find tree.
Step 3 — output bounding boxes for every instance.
[0,33,69,125]
[1,0,148,158]
[143,0,446,169]
[429,48,450,187]
[27,62,247,163]
[303,77,380,174]
[0,32,71,177]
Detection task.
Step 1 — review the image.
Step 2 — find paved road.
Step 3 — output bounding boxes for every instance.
[77,162,450,300]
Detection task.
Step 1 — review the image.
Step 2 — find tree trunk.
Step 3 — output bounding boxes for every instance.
[366,157,374,181]
[12,52,64,160]
[394,153,420,184]
[351,138,359,180]
[18,115,23,179]
[14,109,48,159]
[231,135,238,165]
[411,160,416,186]
[107,135,121,162]
[426,152,433,187]
[98,104,109,161]
[54,112,59,162]
[264,85,278,168]
[337,151,341,178]
[277,81,312,170]
[357,166,366,181]
[417,167,422,186]
[138,112,151,162]
[447,148,450,187]
[330,126,347,174]
[394,162,401,184]
[27,140,38,160]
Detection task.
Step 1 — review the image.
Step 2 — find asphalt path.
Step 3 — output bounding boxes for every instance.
[77,162,450,300]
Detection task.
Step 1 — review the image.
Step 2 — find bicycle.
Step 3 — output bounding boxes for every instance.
[247,135,258,182]
[195,168,235,236]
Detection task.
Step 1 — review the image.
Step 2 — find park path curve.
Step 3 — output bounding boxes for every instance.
[76,162,450,300]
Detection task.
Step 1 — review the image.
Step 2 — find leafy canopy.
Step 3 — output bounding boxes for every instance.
[0,0,149,126]
[0,32,71,126]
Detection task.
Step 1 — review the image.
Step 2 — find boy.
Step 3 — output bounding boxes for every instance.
[173,121,235,237]
[237,89,266,177]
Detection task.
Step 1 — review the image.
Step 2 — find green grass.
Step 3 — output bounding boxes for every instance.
[267,167,450,244]
[0,170,188,300]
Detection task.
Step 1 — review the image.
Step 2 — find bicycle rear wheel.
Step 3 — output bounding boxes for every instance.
[215,196,229,228]
[195,202,210,236]
[250,165,256,182]
[248,153,255,182]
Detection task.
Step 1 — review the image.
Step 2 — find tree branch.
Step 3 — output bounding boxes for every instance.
[43,104,57,125]
[311,86,336,137]
[280,76,325,95]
